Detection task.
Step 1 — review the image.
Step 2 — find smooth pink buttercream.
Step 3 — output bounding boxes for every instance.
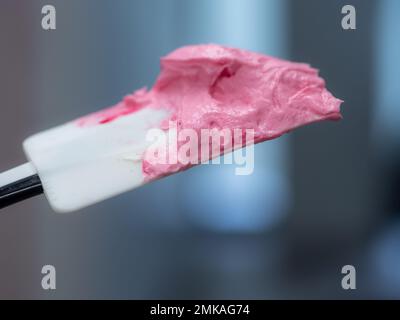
[77,44,343,180]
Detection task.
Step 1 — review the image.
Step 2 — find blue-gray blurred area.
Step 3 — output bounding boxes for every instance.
[0,0,399,299]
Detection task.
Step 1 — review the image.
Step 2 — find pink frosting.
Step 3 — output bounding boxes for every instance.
[77,44,343,180]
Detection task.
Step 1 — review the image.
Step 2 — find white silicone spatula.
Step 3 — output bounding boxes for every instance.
[0,107,168,212]
[0,44,342,214]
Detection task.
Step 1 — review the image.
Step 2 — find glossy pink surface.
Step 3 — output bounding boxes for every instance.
[77,44,343,180]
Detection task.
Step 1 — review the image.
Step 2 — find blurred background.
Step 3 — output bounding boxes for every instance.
[0,0,399,299]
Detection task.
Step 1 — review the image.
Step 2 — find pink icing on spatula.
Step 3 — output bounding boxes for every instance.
[1,44,342,213]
